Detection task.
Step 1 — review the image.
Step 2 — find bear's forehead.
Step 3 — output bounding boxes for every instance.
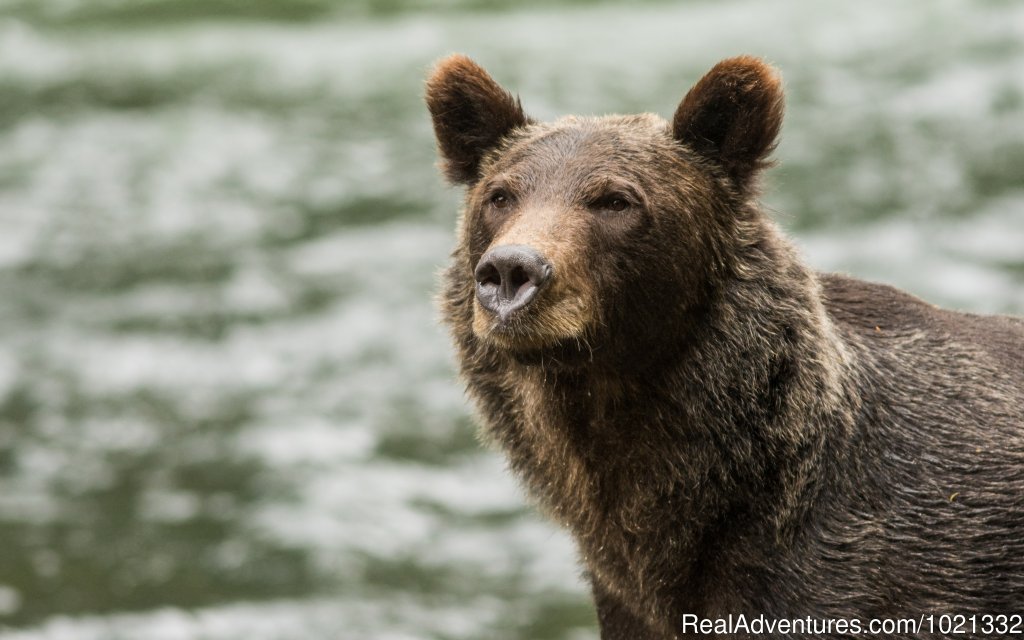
[544,113,668,137]
[485,113,676,181]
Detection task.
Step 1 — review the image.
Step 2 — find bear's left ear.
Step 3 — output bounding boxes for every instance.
[425,55,531,185]
[672,56,784,191]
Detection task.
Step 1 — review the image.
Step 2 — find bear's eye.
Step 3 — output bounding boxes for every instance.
[489,191,512,210]
[592,193,633,213]
[607,197,629,212]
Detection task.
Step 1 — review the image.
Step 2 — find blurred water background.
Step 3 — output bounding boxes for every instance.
[0,0,1021,638]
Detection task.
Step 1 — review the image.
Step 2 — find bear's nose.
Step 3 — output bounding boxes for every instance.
[474,244,552,322]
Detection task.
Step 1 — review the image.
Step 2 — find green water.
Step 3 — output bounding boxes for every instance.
[0,0,1021,638]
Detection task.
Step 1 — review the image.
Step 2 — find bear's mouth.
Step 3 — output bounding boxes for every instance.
[474,300,546,344]
[472,291,595,354]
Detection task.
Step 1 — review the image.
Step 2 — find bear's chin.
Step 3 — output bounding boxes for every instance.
[474,317,597,368]
[496,336,596,369]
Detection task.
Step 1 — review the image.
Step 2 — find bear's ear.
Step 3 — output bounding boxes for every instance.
[672,56,784,190]
[425,55,531,185]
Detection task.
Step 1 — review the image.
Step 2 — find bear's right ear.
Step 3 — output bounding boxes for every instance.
[425,55,531,185]
[672,56,784,191]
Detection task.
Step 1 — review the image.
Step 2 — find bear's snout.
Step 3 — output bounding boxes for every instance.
[474,244,552,323]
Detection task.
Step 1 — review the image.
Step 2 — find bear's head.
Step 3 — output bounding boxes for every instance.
[427,55,784,368]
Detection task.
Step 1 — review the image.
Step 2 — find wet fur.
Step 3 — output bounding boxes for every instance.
[428,55,1024,639]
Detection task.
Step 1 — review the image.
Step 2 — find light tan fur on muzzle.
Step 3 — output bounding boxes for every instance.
[470,203,597,348]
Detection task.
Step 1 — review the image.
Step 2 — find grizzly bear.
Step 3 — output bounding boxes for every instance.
[426,54,1024,639]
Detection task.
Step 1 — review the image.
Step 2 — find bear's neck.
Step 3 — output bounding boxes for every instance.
[448,220,859,616]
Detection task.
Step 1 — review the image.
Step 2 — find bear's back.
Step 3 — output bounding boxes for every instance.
[820,272,1024,382]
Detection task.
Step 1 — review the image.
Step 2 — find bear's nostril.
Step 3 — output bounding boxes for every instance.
[508,266,529,292]
[477,263,501,287]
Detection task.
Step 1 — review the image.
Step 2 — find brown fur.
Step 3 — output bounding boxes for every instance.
[427,55,1024,639]
[425,55,531,184]
[673,55,784,189]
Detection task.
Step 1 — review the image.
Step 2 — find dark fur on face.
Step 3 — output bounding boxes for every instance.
[427,54,1024,639]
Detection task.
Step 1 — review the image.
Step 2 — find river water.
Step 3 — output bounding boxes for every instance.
[0,0,1021,638]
